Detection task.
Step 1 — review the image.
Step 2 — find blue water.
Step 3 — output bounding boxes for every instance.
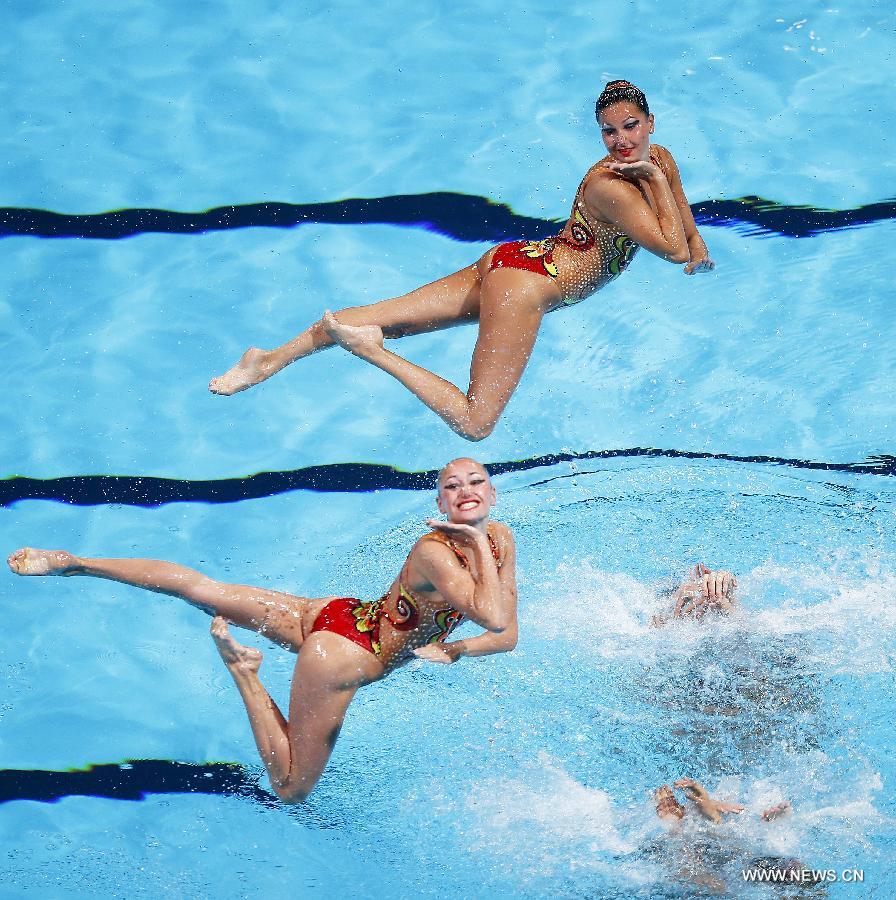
[2,2,895,897]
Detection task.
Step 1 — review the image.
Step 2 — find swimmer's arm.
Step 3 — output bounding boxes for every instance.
[417,528,519,662]
[585,163,689,264]
[414,532,511,633]
[415,621,518,663]
[653,145,715,275]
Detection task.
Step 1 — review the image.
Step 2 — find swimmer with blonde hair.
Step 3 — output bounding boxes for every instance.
[7,458,517,802]
[210,80,714,440]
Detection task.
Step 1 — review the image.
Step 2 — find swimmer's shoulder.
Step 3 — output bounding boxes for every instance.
[487,520,515,567]
[412,531,465,566]
[648,143,678,178]
[403,532,465,591]
[580,157,614,191]
[579,159,634,222]
[488,519,514,544]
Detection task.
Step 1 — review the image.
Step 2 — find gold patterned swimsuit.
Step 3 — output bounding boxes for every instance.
[308,529,502,669]
[488,165,640,306]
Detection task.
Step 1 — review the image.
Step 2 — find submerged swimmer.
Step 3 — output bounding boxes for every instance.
[7,458,518,803]
[655,780,746,824]
[650,563,737,627]
[210,80,714,440]
[653,781,801,892]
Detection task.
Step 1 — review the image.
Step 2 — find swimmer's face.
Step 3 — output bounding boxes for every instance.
[599,102,654,163]
[436,458,496,524]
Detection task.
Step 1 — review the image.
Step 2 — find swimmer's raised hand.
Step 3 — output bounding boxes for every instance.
[673,588,705,620]
[693,564,736,601]
[674,778,744,823]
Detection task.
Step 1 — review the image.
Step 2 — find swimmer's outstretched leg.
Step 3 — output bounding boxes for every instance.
[209,264,482,395]
[7,548,310,651]
[212,618,372,803]
[322,266,559,440]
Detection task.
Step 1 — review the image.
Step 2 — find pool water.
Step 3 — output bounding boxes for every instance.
[2,2,895,897]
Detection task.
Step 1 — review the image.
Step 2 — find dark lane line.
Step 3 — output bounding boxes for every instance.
[3,449,894,509]
[0,760,277,807]
[1,193,893,242]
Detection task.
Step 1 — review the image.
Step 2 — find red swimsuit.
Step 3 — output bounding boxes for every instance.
[488,164,646,306]
[308,531,502,663]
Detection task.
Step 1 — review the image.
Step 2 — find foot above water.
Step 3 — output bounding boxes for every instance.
[211,616,263,673]
[7,548,78,576]
[209,347,272,396]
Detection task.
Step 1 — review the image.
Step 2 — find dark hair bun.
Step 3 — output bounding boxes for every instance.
[596,81,649,119]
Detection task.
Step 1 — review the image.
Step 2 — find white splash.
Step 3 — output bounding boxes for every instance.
[522,557,896,674]
[459,752,636,882]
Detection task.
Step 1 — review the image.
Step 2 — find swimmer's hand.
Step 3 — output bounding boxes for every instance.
[693,563,737,602]
[413,642,461,664]
[674,778,744,824]
[762,800,792,822]
[603,159,663,182]
[672,589,704,620]
[426,519,487,547]
[672,565,736,620]
[684,254,715,275]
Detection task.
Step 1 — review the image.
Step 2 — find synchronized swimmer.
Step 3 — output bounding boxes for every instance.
[9,81,735,814]
[8,459,517,803]
[209,80,714,440]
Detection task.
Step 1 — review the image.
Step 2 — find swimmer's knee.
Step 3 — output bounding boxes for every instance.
[456,418,496,442]
[274,784,309,805]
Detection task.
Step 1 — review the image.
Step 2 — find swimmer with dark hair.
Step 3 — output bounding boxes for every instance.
[210,80,714,440]
[7,458,518,803]
[650,563,737,627]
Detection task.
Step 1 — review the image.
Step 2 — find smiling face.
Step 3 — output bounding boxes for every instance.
[436,458,496,524]
[598,101,654,163]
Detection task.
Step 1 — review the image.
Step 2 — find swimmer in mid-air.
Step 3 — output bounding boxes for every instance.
[210,80,714,440]
[7,458,518,803]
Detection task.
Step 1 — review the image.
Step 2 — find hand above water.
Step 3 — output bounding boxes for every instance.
[674,778,744,823]
[673,565,736,620]
[693,563,737,601]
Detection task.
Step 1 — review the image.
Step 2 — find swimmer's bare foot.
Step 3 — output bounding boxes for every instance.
[209,347,274,396]
[762,800,792,822]
[7,548,79,576]
[675,778,744,824]
[211,616,263,674]
[655,784,685,821]
[322,310,383,359]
